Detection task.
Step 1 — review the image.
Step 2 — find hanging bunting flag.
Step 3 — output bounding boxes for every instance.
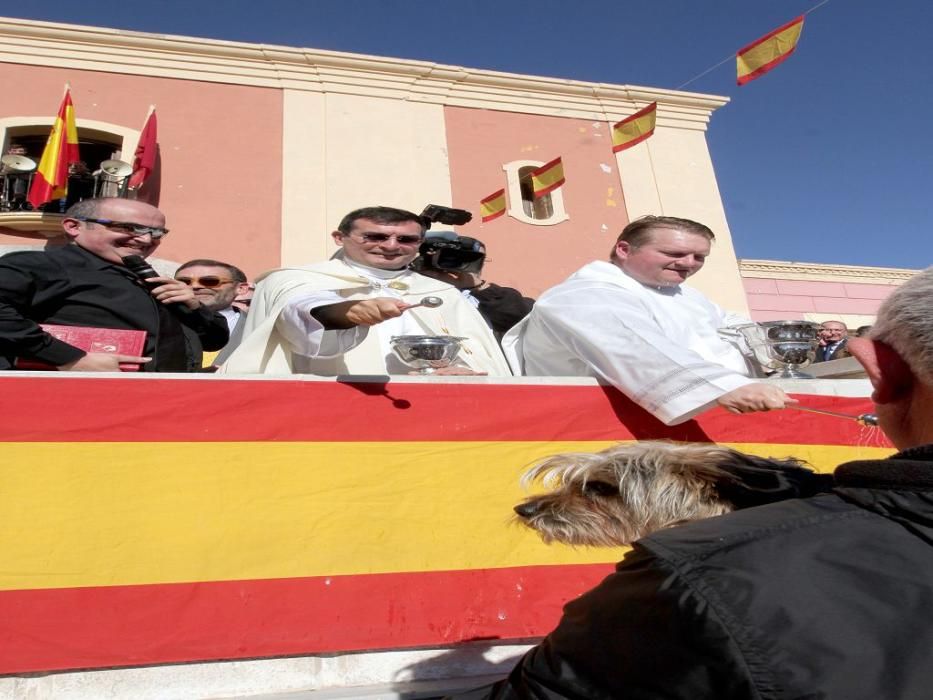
[128,107,158,190]
[530,157,565,198]
[611,102,657,153]
[480,189,507,222]
[737,16,805,85]
[27,89,80,209]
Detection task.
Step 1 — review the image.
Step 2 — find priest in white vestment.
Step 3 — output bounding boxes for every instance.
[503,215,793,425]
[220,207,511,377]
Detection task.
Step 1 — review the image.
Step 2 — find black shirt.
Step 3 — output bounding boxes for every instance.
[0,243,228,371]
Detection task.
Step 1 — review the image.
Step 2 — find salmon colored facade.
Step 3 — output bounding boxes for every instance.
[0,62,283,275]
[0,15,750,311]
[444,107,630,294]
[739,259,918,328]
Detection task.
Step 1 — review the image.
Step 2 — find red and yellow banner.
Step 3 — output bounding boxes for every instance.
[737,15,805,85]
[0,375,890,673]
[530,157,565,198]
[612,102,657,153]
[128,107,158,190]
[480,188,507,222]
[27,89,80,209]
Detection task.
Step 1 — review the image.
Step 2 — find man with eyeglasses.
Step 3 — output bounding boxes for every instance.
[174,259,251,367]
[221,206,510,376]
[0,197,228,372]
[814,320,851,362]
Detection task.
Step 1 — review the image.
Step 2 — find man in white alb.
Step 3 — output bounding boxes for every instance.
[503,215,793,425]
[220,206,510,376]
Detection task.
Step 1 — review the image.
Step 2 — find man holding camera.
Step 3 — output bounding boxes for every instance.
[221,206,510,376]
[413,232,534,342]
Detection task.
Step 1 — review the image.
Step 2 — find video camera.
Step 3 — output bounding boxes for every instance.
[419,204,473,229]
[415,205,485,272]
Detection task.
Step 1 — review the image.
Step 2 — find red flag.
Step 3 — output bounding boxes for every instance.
[480,189,506,222]
[128,108,158,189]
[737,16,805,85]
[27,90,79,209]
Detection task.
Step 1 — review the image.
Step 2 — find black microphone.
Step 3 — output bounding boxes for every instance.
[121,254,160,283]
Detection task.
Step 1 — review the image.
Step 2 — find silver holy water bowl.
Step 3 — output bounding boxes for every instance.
[732,321,821,379]
[390,335,467,374]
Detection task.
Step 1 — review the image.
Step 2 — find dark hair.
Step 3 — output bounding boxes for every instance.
[336,206,426,235]
[610,215,715,261]
[176,259,247,283]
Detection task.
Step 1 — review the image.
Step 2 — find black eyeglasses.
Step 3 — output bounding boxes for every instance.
[349,232,423,245]
[74,217,170,239]
[176,276,236,288]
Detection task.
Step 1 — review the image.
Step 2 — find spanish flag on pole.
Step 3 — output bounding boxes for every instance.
[612,102,657,153]
[28,89,80,209]
[530,157,565,198]
[480,189,506,222]
[737,16,805,85]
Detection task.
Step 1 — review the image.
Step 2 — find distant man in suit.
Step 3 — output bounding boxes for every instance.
[815,320,851,362]
[174,259,250,367]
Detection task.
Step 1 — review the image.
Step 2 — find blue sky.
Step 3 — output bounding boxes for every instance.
[6,1,930,269]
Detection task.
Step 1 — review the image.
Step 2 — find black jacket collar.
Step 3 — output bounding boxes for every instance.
[835,444,933,491]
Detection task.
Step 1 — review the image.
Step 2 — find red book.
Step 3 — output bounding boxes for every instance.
[15,324,148,371]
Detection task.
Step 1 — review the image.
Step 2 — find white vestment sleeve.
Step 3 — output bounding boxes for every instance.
[277,290,368,358]
[524,285,755,425]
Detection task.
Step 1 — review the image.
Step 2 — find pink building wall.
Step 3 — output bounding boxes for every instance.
[444,107,630,297]
[742,276,895,322]
[0,63,283,279]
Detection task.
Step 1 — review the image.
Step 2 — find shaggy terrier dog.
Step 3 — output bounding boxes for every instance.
[514,441,832,547]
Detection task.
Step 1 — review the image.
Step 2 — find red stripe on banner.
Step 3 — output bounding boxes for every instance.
[480,188,506,205]
[0,376,884,446]
[737,50,799,85]
[737,15,804,55]
[0,564,612,673]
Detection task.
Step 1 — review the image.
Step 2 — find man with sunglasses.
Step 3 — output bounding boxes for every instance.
[175,259,250,367]
[221,206,510,376]
[0,197,228,371]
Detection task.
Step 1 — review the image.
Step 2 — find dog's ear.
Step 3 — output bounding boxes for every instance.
[711,453,834,509]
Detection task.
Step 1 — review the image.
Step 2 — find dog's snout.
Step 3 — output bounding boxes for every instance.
[514,501,540,518]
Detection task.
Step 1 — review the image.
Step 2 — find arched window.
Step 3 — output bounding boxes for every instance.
[518,165,555,220]
[503,160,568,226]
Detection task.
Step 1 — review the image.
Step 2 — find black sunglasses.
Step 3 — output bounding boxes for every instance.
[75,217,170,239]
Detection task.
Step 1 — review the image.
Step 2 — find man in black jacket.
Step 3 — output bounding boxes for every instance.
[0,197,228,371]
[456,266,933,699]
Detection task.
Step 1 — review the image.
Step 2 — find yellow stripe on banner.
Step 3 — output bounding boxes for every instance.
[1,441,890,591]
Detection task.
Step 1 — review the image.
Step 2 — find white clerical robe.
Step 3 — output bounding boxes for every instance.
[502,261,756,425]
[220,255,511,376]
